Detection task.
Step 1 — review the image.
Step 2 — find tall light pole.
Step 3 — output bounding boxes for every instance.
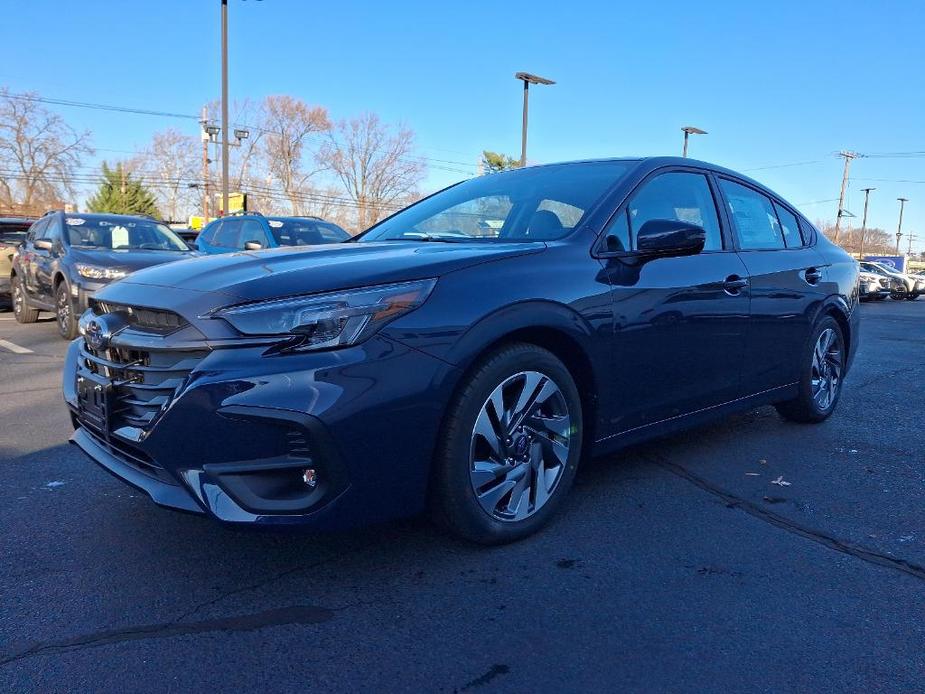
[681,126,707,157]
[220,0,230,217]
[896,197,908,253]
[514,72,555,168]
[833,151,858,244]
[858,187,875,260]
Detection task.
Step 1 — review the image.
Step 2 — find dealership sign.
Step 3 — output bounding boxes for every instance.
[864,255,906,272]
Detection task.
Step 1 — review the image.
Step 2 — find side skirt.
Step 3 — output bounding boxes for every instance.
[591,383,798,458]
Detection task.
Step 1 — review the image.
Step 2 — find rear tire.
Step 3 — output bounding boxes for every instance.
[775,315,845,424]
[11,275,40,323]
[431,343,583,545]
[55,282,78,340]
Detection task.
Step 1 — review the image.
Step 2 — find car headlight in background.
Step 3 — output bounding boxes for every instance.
[75,263,128,281]
[215,278,437,350]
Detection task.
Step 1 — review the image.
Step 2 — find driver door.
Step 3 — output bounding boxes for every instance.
[600,169,751,433]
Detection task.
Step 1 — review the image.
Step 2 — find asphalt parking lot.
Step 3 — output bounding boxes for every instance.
[0,300,923,692]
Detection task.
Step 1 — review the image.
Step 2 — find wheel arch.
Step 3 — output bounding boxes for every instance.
[813,295,853,370]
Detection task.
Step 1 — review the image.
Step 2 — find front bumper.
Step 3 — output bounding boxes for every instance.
[64,334,459,528]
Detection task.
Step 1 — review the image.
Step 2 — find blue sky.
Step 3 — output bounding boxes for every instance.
[2,0,923,249]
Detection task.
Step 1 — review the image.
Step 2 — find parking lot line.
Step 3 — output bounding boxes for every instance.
[0,315,15,321]
[0,338,34,354]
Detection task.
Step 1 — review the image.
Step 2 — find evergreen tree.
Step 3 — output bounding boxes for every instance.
[86,162,160,216]
[481,151,521,174]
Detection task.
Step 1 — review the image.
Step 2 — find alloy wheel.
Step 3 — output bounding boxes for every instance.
[469,370,571,522]
[57,286,71,333]
[12,281,23,317]
[811,328,842,410]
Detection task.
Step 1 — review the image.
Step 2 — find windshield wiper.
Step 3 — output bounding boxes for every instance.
[380,233,467,243]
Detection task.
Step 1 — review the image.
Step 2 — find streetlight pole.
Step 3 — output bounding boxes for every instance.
[896,197,908,253]
[514,72,555,168]
[681,126,707,157]
[858,187,875,260]
[220,0,230,217]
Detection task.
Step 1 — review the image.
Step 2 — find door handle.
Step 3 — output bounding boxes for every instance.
[723,275,748,295]
[804,267,822,284]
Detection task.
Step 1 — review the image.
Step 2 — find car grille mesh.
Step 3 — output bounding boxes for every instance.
[92,300,187,333]
[78,341,207,432]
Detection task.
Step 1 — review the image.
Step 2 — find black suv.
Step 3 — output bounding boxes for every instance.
[11,211,194,338]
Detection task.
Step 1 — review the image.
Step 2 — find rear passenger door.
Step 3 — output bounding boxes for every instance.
[717,178,828,394]
[600,169,751,432]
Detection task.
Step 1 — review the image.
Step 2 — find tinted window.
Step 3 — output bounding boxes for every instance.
[774,203,802,248]
[798,218,816,245]
[29,218,49,241]
[269,219,351,246]
[211,219,241,248]
[0,222,32,244]
[240,219,269,248]
[360,161,633,243]
[719,179,784,250]
[627,172,722,251]
[45,215,63,244]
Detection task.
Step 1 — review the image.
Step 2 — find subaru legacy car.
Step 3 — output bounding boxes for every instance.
[11,211,194,338]
[63,157,859,544]
[195,213,350,254]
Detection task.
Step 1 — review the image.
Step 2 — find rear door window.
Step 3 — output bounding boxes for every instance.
[773,203,802,248]
[719,179,785,250]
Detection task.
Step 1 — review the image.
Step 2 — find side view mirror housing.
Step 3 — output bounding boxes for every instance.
[635,219,706,259]
[243,241,263,251]
[34,239,53,252]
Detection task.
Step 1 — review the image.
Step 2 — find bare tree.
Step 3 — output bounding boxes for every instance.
[0,89,93,214]
[259,95,330,215]
[320,113,426,231]
[131,128,199,222]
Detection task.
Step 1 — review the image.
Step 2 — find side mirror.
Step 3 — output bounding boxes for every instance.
[34,239,53,252]
[243,241,263,251]
[635,219,705,258]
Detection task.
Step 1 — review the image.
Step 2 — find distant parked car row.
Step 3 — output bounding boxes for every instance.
[858,260,925,301]
[4,210,350,338]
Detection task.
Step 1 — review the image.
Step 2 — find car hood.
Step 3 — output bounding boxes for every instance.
[70,247,194,272]
[110,241,545,304]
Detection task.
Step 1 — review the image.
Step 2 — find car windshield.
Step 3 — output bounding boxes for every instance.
[267,218,350,246]
[358,161,635,243]
[65,216,188,251]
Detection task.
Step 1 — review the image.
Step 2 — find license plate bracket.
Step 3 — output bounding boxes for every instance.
[77,371,111,434]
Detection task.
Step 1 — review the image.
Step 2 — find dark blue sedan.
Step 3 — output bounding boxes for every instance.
[195,213,350,254]
[63,157,859,544]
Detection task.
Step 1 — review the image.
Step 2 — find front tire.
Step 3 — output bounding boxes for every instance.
[775,316,845,424]
[11,275,40,323]
[431,343,583,544]
[55,282,77,339]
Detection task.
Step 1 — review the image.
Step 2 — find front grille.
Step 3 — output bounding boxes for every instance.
[78,341,207,432]
[92,300,187,333]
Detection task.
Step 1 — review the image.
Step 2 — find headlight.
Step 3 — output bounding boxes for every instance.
[75,263,128,280]
[215,278,437,350]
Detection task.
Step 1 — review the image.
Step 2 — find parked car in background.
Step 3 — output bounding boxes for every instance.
[858,270,890,301]
[11,211,195,338]
[860,261,921,300]
[64,157,859,544]
[0,216,35,299]
[173,228,200,249]
[195,213,350,254]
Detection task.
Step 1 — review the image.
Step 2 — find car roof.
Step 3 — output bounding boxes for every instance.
[63,212,160,223]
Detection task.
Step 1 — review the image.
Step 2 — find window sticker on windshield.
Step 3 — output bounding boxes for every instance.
[111,226,129,247]
[268,220,284,228]
[65,218,86,225]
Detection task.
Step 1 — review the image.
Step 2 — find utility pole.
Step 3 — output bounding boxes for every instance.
[858,187,875,260]
[200,107,210,218]
[220,0,230,217]
[833,151,857,244]
[896,197,908,253]
[907,233,917,255]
